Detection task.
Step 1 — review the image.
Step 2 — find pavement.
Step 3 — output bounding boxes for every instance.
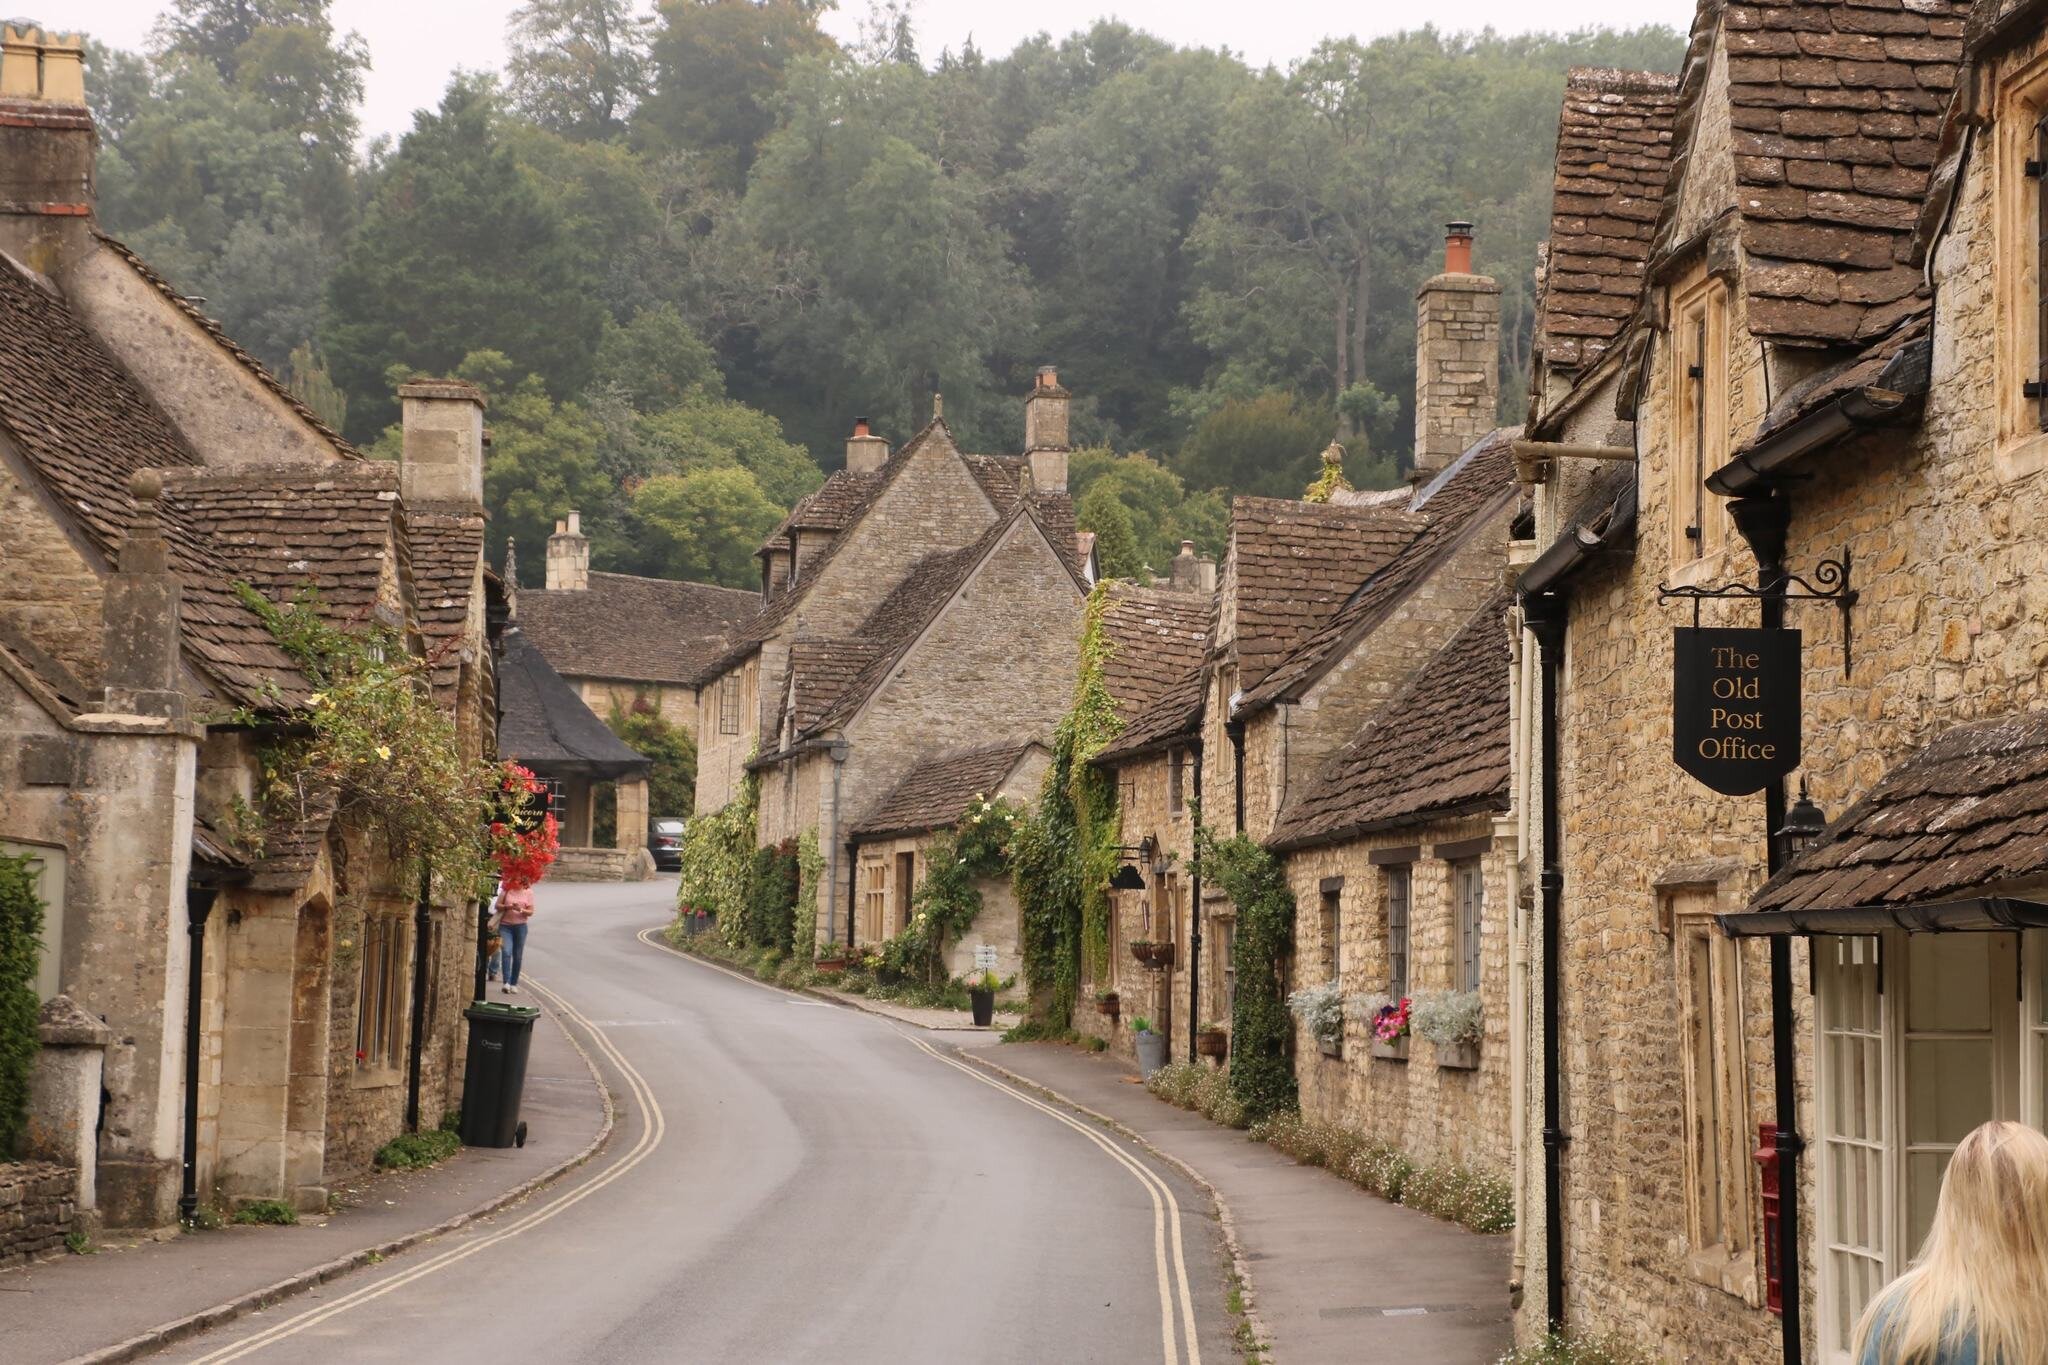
[48,876,1232,1365]
[966,1039,1519,1364]
[809,985,1021,1032]
[3,1002,610,1363]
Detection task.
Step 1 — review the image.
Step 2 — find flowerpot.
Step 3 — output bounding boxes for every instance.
[1097,994,1120,1021]
[1436,1039,1480,1070]
[1196,1029,1228,1060]
[1370,1036,1409,1062]
[815,956,848,975]
[969,987,995,1027]
[1317,1035,1343,1059]
[1131,941,1176,969]
[1134,1030,1168,1077]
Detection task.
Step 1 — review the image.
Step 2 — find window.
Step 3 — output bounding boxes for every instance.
[1319,881,1343,983]
[1168,747,1187,817]
[1453,862,1483,993]
[860,858,887,942]
[1669,275,1729,564]
[2033,109,2048,428]
[1217,915,1237,1022]
[539,777,567,827]
[718,673,741,735]
[1669,888,1751,1284]
[1817,936,1889,1359]
[1385,866,1411,998]
[2029,932,2048,1132]
[355,913,410,1075]
[1992,57,2048,475]
[894,851,916,935]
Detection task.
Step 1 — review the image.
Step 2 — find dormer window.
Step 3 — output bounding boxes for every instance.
[1669,272,1729,564]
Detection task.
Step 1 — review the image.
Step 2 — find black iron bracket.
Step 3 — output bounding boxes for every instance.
[1657,549,1858,677]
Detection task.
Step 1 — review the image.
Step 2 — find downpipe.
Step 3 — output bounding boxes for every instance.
[178,885,218,1225]
[1521,592,1569,1334]
[406,865,432,1132]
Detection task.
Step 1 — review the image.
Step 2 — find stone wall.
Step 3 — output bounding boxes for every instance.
[1089,749,1201,1058]
[0,1161,76,1268]
[573,678,696,736]
[695,654,759,815]
[0,448,107,688]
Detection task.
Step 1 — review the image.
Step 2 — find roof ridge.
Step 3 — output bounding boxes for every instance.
[1565,65,1681,94]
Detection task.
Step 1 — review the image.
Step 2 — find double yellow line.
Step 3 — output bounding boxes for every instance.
[185,981,663,1364]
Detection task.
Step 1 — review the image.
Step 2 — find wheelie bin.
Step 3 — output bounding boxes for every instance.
[460,1002,540,1147]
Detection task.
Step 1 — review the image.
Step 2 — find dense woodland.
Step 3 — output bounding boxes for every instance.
[86,1,1682,586]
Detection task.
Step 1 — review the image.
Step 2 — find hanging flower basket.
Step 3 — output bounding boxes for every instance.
[1096,991,1121,1021]
[1131,939,1176,969]
[489,764,559,890]
[1196,1027,1228,1059]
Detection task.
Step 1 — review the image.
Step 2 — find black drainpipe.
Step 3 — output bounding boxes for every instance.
[1521,593,1569,1334]
[1188,739,1204,1060]
[844,841,858,949]
[1730,493,1804,1365]
[405,865,433,1133]
[179,885,219,1225]
[1226,719,1246,835]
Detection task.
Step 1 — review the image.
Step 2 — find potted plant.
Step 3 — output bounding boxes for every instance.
[1412,990,1484,1069]
[1195,1022,1228,1059]
[1131,1015,1168,1077]
[1360,993,1412,1061]
[968,970,998,1027]
[815,944,851,973]
[1130,939,1176,969]
[1095,989,1121,1022]
[1287,981,1345,1058]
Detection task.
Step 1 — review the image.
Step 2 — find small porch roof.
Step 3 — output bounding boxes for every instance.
[496,625,650,781]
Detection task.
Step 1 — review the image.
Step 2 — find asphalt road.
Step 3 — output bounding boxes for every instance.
[157,877,1234,1365]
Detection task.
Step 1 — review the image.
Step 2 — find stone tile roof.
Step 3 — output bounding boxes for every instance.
[0,256,307,706]
[1270,591,1513,851]
[1241,429,1519,713]
[1228,497,1429,695]
[407,512,486,703]
[852,739,1045,840]
[519,572,757,687]
[1749,708,2048,914]
[781,637,884,736]
[1539,67,1681,372]
[248,793,337,892]
[1744,306,1933,449]
[1718,0,1970,346]
[1097,583,1212,730]
[92,232,359,459]
[496,625,650,779]
[758,467,884,553]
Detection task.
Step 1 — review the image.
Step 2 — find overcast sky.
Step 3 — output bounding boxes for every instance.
[75,0,1695,144]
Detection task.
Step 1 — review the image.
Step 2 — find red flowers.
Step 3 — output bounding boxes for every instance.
[1372,996,1412,1044]
[489,763,559,890]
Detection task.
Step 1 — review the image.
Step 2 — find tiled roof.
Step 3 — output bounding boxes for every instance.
[1749,708,2048,914]
[1743,305,1932,449]
[1539,67,1680,372]
[0,256,308,706]
[496,625,650,779]
[248,793,337,892]
[1718,0,1970,346]
[759,467,884,553]
[1228,497,1429,694]
[1241,429,1519,712]
[408,512,486,703]
[1270,591,1513,850]
[92,232,360,459]
[518,572,757,687]
[1097,584,1212,729]
[781,637,884,736]
[962,453,1027,506]
[852,740,1044,839]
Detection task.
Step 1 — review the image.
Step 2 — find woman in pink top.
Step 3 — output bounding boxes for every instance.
[496,884,536,993]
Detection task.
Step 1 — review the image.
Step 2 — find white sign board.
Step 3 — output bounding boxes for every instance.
[974,944,998,973]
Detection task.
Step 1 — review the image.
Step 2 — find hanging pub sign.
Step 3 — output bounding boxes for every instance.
[1672,627,1801,795]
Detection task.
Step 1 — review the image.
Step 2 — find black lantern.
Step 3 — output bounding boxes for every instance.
[1776,779,1828,862]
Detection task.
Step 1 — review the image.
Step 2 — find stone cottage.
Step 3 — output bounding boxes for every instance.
[0,27,495,1234]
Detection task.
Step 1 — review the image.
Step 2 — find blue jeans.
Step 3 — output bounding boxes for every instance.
[501,922,529,986]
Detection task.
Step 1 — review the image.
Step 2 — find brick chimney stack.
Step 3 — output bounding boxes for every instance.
[102,470,186,719]
[1024,365,1069,493]
[845,416,889,475]
[546,512,590,591]
[398,379,486,512]
[1413,220,1500,479]
[0,24,95,275]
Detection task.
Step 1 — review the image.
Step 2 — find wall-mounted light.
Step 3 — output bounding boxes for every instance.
[1776,778,1828,864]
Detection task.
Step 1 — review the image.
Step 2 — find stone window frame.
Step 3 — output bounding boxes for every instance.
[1168,747,1188,818]
[859,855,887,944]
[1318,877,1344,986]
[717,672,742,735]
[1451,860,1483,994]
[1663,882,1756,1298]
[1993,42,2048,482]
[1666,269,1732,568]
[1384,863,1412,1000]
[354,909,412,1084]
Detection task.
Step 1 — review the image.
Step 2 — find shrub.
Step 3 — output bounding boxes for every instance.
[1192,832,1296,1122]
[232,1199,298,1226]
[0,854,44,1157]
[1411,989,1484,1048]
[1145,1060,1249,1129]
[375,1126,462,1170]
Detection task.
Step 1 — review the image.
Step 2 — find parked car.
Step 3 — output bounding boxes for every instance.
[648,817,685,871]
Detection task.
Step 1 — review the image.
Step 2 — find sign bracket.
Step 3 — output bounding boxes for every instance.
[1656,549,1856,677]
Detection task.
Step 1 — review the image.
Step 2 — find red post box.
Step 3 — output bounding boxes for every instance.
[1755,1121,1783,1315]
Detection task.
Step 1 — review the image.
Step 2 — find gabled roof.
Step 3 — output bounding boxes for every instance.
[1096,583,1212,730]
[1667,0,1969,348]
[1241,429,1519,714]
[1227,496,1429,694]
[0,254,307,706]
[780,637,884,737]
[1538,67,1681,373]
[1746,707,2048,916]
[851,739,1046,841]
[496,625,650,780]
[758,467,885,554]
[518,572,757,687]
[1270,591,1512,851]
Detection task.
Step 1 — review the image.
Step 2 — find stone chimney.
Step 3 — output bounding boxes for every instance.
[1414,220,1500,479]
[1024,365,1069,493]
[398,379,486,511]
[546,512,590,591]
[1169,540,1218,595]
[845,416,889,475]
[102,471,185,718]
[0,24,95,275]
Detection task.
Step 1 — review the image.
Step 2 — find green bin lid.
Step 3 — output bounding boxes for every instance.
[465,1001,541,1021]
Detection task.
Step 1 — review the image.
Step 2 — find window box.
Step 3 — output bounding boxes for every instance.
[1371,1037,1408,1062]
[1195,1027,1228,1059]
[1436,1040,1479,1071]
[1318,1035,1343,1060]
[1095,991,1120,1022]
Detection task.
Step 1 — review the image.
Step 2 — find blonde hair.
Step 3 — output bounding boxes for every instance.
[1853,1120,2048,1365]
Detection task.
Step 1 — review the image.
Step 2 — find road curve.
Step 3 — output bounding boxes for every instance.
[156,877,1234,1365]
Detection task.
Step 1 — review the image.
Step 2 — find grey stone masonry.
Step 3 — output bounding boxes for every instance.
[1415,273,1501,477]
[0,1161,77,1267]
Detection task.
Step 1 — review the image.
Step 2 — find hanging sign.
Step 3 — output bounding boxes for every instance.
[1672,627,1801,795]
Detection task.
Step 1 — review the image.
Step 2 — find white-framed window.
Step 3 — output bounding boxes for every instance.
[1385,866,1411,998]
[1668,887,1751,1290]
[1453,861,1483,993]
[1817,934,1889,1362]
[1669,272,1730,565]
[355,913,410,1076]
[1168,747,1187,817]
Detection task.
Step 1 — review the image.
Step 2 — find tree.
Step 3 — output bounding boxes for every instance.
[323,77,607,438]
[609,703,697,818]
[1175,391,1331,500]
[506,0,653,140]
[635,0,838,189]
[628,465,784,586]
[632,398,822,508]
[286,344,349,433]
[1076,482,1142,582]
[593,304,723,410]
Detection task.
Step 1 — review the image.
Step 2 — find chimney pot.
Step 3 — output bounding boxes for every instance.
[1443,220,1475,276]
[1179,540,1195,557]
[853,416,870,437]
[845,417,890,474]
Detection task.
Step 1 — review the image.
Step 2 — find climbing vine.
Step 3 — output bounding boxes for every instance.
[0,853,43,1158]
[1015,583,1124,1027]
[793,829,824,957]
[672,769,761,947]
[876,796,1020,985]
[1192,828,1298,1122]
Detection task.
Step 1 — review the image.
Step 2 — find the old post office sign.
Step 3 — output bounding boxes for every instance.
[1673,627,1801,795]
